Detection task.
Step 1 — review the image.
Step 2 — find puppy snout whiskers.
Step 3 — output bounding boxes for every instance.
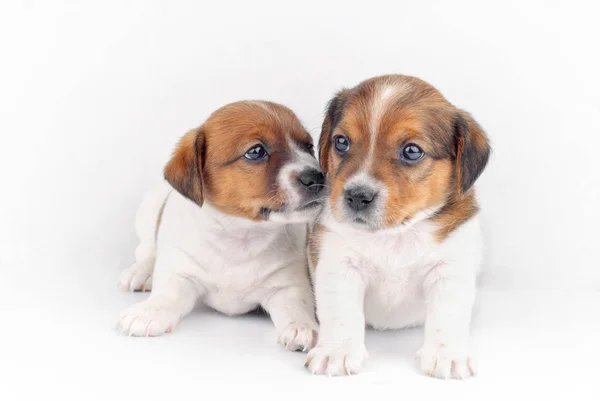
[345,187,377,211]
[298,169,325,194]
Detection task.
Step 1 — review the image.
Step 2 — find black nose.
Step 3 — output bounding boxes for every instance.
[297,169,325,194]
[345,187,376,211]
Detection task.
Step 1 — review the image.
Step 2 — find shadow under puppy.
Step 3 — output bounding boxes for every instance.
[117,101,325,352]
[306,75,490,378]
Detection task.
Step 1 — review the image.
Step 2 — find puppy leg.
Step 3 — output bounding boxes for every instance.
[117,247,201,337]
[119,242,155,292]
[305,249,368,376]
[417,262,477,380]
[261,272,318,352]
[119,182,172,292]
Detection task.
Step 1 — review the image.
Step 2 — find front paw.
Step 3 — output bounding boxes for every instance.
[416,343,476,380]
[278,323,318,352]
[116,299,181,337]
[119,260,153,292]
[305,341,368,376]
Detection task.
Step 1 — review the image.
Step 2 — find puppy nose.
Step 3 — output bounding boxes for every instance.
[297,169,325,193]
[345,187,376,211]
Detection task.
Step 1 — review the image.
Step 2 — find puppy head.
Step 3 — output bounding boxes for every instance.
[319,75,490,231]
[165,101,325,223]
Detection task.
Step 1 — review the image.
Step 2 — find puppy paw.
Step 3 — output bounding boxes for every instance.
[305,342,368,376]
[416,343,477,380]
[119,260,153,292]
[116,299,181,337]
[277,323,318,352]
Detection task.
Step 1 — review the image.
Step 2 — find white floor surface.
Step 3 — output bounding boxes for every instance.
[1,261,598,401]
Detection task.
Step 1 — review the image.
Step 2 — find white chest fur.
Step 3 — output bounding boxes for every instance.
[307,212,482,377]
[315,214,482,330]
[157,192,307,315]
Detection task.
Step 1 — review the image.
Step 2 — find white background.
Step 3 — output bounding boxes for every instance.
[1,1,599,400]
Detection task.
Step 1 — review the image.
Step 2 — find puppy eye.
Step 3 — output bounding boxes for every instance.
[401,144,425,162]
[306,143,314,151]
[334,135,350,153]
[244,145,268,161]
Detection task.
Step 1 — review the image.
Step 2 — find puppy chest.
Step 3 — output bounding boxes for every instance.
[351,232,434,268]
[200,261,264,294]
[364,262,424,304]
[199,263,266,315]
[363,265,427,329]
[353,238,434,329]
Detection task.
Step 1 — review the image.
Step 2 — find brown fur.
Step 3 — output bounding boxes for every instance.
[164,128,205,206]
[318,75,490,238]
[164,101,313,221]
[432,190,480,241]
[307,223,327,273]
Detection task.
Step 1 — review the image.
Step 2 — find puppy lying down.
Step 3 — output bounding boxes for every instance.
[117,101,325,351]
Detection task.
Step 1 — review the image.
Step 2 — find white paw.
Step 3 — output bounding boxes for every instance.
[116,299,181,337]
[277,323,318,352]
[416,343,477,380]
[119,260,154,292]
[305,342,368,376]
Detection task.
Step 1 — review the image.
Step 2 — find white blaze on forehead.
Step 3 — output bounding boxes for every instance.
[369,85,396,137]
[364,81,412,171]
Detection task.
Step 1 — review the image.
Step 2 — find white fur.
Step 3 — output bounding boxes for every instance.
[271,135,321,214]
[339,171,388,229]
[366,85,396,169]
[368,85,395,138]
[118,183,170,292]
[117,180,318,352]
[365,82,412,170]
[306,209,482,378]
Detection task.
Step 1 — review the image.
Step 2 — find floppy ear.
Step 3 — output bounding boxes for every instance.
[164,127,205,206]
[454,111,490,193]
[319,89,349,175]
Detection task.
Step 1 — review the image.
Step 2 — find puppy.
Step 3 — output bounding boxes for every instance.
[305,75,490,378]
[117,100,324,352]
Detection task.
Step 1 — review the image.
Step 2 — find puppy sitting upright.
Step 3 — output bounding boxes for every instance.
[306,75,490,378]
[117,101,324,351]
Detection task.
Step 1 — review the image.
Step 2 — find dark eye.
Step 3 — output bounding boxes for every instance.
[334,135,350,153]
[401,144,425,162]
[244,144,268,161]
[306,142,314,151]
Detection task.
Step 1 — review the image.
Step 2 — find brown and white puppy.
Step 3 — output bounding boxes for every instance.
[306,75,490,378]
[117,101,324,352]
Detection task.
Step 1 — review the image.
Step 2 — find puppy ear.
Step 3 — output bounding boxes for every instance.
[319,89,349,175]
[454,111,490,193]
[164,127,206,206]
